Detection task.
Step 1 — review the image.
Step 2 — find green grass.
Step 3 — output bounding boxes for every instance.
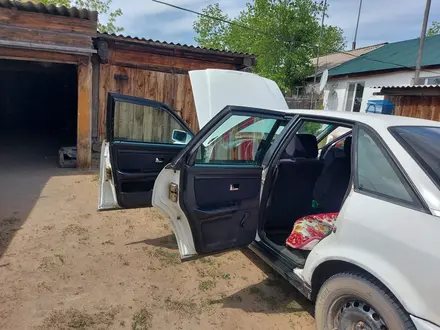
[199,279,216,292]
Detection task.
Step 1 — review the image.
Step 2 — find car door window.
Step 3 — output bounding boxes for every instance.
[356,127,421,208]
[195,115,282,165]
[114,100,191,144]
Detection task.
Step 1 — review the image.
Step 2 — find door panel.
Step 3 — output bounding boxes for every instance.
[111,142,186,208]
[166,107,288,258]
[99,93,193,210]
[182,165,262,253]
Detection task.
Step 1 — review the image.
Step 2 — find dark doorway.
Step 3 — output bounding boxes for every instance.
[0,59,77,169]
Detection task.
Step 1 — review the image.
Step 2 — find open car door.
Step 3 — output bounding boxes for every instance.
[99,93,193,210]
[153,106,289,260]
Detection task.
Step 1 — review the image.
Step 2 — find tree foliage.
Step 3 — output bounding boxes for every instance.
[427,21,440,36]
[193,0,345,91]
[24,0,123,33]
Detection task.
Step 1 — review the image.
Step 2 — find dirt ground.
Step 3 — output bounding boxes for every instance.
[0,163,315,330]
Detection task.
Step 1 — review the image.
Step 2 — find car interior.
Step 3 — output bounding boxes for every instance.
[262,122,353,266]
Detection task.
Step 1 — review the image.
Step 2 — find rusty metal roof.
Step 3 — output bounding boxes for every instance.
[99,32,255,58]
[0,0,98,21]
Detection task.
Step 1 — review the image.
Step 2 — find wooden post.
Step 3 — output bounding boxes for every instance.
[77,59,92,169]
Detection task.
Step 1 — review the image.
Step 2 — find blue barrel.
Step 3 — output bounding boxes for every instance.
[366,100,394,115]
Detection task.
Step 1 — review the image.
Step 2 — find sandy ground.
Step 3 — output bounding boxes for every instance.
[0,164,315,330]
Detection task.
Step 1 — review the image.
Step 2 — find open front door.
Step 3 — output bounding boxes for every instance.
[153,106,288,259]
[99,93,193,210]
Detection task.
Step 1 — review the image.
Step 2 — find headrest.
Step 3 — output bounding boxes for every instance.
[344,136,352,157]
[285,134,318,159]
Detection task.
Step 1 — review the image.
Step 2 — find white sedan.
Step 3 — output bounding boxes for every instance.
[99,69,440,330]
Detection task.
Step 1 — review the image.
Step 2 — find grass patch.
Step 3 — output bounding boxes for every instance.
[199,257,216,266]
[164,297,198,317]
[36,307,119,330]
[151,248,180,266]
[131,307,152,330]
[199,279,216,292]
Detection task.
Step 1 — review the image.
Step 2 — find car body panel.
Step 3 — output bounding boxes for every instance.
[411,316,440,330]
[303,189,440,326]
[152,166,197,258]
[189,69,288,128]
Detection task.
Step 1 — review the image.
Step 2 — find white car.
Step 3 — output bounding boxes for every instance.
[99,70,440,330]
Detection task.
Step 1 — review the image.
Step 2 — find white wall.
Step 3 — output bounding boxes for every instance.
[323,70,440,112]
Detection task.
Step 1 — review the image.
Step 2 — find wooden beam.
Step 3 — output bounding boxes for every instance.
[0,46,81,64]
[77,59,92,169]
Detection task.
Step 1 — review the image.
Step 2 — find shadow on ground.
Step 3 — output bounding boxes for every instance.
[126,234,178,249]
[0,136,96,259]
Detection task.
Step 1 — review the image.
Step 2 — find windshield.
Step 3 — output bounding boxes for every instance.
[390,126,440,188]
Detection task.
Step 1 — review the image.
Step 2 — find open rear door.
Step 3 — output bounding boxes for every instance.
[153,106,288,260]
[99,93,193,210]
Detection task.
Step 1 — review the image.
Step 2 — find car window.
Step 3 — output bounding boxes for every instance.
[114,100,191,145]
[195,115,281,165]
[390,126,440,189]
[356,127,420,207]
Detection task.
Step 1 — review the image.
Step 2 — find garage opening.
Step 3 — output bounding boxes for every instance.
[0,59,77,169]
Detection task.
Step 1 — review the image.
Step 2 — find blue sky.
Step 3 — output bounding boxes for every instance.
[107,0,440,49]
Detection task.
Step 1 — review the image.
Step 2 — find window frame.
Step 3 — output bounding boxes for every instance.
[182,107,287,167]
[389,125,440,191]
[344,81,365,112]
[106,93,193,145]
[353,124,429,213]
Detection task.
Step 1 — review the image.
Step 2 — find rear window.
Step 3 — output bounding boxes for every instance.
[390,126,440,188]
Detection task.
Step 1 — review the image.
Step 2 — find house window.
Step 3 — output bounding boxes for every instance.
[344,82,365,112]
[424,76,440,85]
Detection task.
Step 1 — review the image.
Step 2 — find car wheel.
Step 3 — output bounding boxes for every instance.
[315,271,415,330]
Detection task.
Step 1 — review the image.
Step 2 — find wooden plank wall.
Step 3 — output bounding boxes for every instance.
[386,95,440,121]
[0,8,96,50]
[98,64,199,140]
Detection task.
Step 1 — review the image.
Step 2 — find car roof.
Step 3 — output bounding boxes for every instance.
[279,109,440,129]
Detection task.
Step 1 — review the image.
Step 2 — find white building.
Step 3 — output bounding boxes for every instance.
[323,35,440,113]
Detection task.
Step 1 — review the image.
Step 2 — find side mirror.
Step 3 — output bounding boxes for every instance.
[172,129,191,144]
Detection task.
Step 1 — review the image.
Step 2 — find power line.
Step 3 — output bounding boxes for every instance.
[152,0,440,76]
[151,0,295,43]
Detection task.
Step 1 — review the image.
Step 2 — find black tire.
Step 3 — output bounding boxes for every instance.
[315,271,415,330]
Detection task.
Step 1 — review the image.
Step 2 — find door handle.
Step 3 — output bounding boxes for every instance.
[230,183,240,191]
[155,158,164,163]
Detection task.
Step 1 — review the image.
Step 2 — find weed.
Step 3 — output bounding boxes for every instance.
[42,225,55,231]
[199,257,216,266]
[164,297,198,317]
[131,307,152,330]
[151,248,180,266]
[101,240,115,245]
[199,279,216,292]
[1,216,20,226]
[221,273,231,280]
[36,307,119,330]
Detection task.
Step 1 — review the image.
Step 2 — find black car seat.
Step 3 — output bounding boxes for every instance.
[313,136,352,213]
[266,134,324,231]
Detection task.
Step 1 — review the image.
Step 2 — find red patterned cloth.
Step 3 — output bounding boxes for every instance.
[286,213,339,250]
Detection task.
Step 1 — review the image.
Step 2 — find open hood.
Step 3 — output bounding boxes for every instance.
[189,69,288,128]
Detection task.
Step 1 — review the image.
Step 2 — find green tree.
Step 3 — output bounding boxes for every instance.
[194,0,345,91]
[427,21,440,36]
[24,0,123,33]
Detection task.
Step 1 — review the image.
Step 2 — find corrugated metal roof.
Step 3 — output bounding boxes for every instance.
[328,34,440,77]
[99,32,255,58]
[0,0,98,21]
[309,43,386,77]
[376,84,440,89]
